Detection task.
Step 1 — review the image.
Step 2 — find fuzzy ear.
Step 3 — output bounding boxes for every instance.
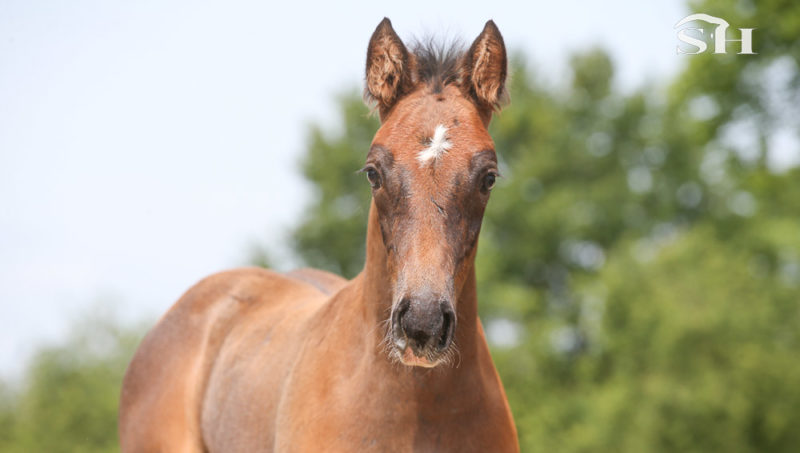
[462,20,509,113]
[364,18,415,118]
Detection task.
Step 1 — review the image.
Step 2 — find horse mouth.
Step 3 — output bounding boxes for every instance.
[399,347,440,368]
[390,336,452,368]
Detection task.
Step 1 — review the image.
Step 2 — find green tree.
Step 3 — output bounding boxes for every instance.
[0,313,143,453]
[291,92,380,278]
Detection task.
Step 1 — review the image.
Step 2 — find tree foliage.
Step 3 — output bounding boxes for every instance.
[291,93,380,278]
[0,314,143,453]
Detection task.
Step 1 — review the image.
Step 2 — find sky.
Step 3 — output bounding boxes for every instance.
[0,0,689,376]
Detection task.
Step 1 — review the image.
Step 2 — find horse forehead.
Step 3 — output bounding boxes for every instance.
[375,99,491,166]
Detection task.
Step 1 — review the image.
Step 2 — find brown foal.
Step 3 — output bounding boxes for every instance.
[119,18,519,452]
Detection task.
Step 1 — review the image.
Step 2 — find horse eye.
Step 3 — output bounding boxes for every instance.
[483,172,497,192]
[365,168,381,189]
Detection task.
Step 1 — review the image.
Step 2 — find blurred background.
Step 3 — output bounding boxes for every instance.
[2,0,799,451]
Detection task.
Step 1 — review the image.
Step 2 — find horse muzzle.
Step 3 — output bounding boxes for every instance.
[390,297,456,367]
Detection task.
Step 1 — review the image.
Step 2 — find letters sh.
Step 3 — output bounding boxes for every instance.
[675,13,756,55]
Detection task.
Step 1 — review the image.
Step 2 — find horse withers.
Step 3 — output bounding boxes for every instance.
[119,18,519,452]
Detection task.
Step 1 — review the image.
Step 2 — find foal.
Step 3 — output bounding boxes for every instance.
[119,18,519,452]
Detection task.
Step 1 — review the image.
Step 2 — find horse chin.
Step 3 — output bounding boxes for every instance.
[398,347,441,368]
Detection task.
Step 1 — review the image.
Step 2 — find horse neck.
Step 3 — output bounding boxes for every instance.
[358,201,482,364]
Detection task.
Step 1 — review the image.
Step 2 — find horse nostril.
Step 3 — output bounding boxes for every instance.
[437,302,456,351]
[391,298,411,347]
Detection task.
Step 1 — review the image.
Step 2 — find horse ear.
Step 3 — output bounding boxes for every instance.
[462,20,509,113]
[364,18,415,119]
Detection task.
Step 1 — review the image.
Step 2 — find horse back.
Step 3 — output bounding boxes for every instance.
[285,267,348,295]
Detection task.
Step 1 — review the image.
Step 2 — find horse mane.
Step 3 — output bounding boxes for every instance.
[411,38,465,94]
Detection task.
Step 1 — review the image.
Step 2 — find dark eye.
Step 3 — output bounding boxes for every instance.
[365,167,381,189]
[482,172,497,192]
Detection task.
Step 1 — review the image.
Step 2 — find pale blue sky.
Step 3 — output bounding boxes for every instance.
[0,0,689,375]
